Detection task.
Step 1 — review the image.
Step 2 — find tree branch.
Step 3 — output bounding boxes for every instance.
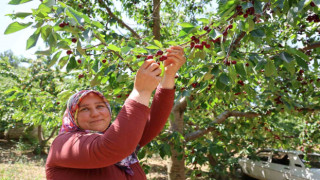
[97,0,141,39]
[299,41,320,51]
[185,111,260,142]
[44,126,59,142]
[153,0,161,40]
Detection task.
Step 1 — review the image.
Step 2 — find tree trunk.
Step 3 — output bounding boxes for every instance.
[152,0,161,40]
[167,98,188,180]
[35,125,46,154]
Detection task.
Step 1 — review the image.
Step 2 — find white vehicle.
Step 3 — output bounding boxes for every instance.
[238,149,320,180]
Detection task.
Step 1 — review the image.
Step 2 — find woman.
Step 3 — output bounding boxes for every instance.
[45,46,186,179]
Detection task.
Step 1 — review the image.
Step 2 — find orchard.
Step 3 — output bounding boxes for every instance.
[2,0,320,179]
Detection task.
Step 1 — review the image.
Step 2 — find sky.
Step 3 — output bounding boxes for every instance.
[0,0,43,59]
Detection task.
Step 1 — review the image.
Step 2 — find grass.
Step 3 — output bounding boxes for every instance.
[0,140,46,180]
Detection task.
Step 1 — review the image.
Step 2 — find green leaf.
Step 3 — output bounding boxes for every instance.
[197,18,209,24]
[107,44,121,52]
[6,12,32,19]
[91,20,103,28]
[35,48,52,55]
[279,52,294,63]
[235,63,247,77]
[265,60,277,77]
[154,40,162,48]
[178,22,194,28]
[66,7,91,25]
[250,29,265,37]
[199,50,206,60]
[219,73,230,85]
[48,51,62,68]
[77,41,86,55]
[208,29,222,39]
[43,0,55,7]
[26,29,40,50]
[4,22,32,34]
[66,56,77,72]
[178,27,198,38]
[286,47,309,62]
[283,61,295,76]
[247,18,255,33]
[295,56,309,70]
[8,0,32,5]
[58,56,69,68]
[146,45,159,49]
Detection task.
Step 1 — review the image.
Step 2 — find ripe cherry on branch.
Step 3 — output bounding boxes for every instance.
[72,38,77,43]
[67,50,72,55]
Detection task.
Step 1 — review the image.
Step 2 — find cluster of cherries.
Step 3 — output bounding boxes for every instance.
[59,22,69,28]
[189,24,233,50]
[306,14,320,23]
[136,50,168,62]
[235,4,255,18]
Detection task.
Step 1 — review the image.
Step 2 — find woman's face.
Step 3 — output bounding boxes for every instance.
[76,93,111,132]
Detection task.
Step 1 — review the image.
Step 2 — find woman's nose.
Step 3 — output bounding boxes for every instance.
[90,108,99,117]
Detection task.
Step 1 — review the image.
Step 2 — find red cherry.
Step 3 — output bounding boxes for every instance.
[194,38,200,44]
[192,83,198,88]
[237,80,244,86]
[56,102,60,105]
[78,74,84,79]
[299,69,304,74]
[190,42,195,48]
[245,63,249,67]
[156,50,163,56]
[71,38,77,43]
[146,55,153,60]
[227,24,233,30]
[310,1,316,7]
[59,23,65,28]
[206,28,212,33]
[243,13,248,18]
[203,26,209,31]
[159,55,167,61]
[236,5,242,11]
[201,41,207,46]
[136,55,142,58]
[77,59,82,64]
[67,50,72,55]
[231,60,237,64]
[223,30,228,36]
[102,59,107,63]
[191,36,196,41]
[224,60,231,66]
[194,44,202,50]
[234,92,241,95]
[205,44,211,48]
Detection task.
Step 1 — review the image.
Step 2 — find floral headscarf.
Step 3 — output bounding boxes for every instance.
[59,90,139,176]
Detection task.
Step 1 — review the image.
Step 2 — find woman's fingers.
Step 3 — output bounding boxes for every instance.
[141,59,156,70]
[152,68,162,76]
[148,62,160,72]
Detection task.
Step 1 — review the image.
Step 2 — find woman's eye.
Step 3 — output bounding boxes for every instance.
[97,105,105,108]
[80,108,88,112]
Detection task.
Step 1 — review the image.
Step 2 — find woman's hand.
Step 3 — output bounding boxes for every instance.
[129,60,162,106]
[160,46,186,89]
[163,46,186,77]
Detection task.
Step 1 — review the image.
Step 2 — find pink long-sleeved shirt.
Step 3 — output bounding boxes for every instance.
[45,88,175,180]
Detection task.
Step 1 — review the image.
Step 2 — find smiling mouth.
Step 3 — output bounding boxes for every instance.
[90,119,104,124]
